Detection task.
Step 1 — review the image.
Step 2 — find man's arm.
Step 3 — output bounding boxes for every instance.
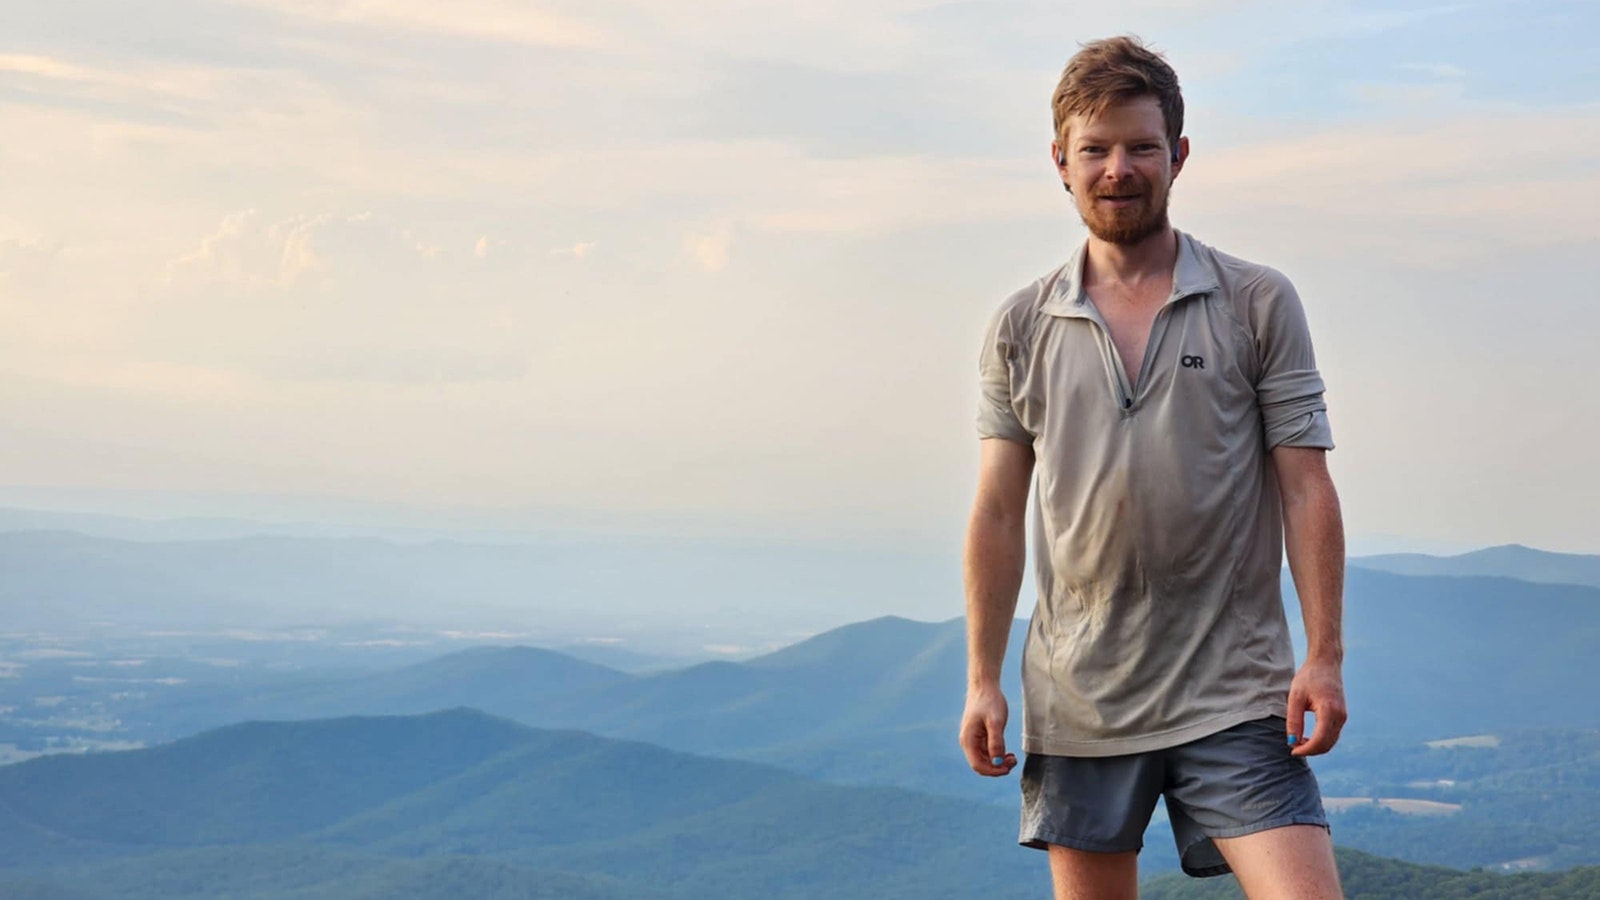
[1272,444,1347,757]
[958,437,1034,777]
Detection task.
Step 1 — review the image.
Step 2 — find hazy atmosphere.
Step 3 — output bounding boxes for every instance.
[6,4,1600,899]
[4,0,1598,556]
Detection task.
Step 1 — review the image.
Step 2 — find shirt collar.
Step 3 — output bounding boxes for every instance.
[1040,230,1220,318]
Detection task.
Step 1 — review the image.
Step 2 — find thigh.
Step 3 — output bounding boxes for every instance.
[1046,845,1138,900]
[1212,824,1342,900]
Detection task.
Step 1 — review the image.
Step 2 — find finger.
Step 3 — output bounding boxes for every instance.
[1285,690,1308,747]
[961,720,1006,776]
[962,724,1019,777]
[986,750,1018,775]
[986,717,1008,765]
[1294,704,1346,756]
[958,719,988,771]
[1293,723,1331,755]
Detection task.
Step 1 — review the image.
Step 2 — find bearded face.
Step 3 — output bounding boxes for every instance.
[1055,96,1184,248]
[1078,172,1171,246]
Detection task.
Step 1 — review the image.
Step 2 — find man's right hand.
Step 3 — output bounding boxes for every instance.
[959,682,1018,776]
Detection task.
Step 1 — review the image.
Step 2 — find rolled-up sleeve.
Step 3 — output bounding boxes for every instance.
[976,304,1033,445]
[1250,270,1334,450]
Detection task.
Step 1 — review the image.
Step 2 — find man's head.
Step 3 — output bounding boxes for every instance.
[1050,36,1187,246]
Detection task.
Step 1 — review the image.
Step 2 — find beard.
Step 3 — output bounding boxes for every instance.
[1077,179,1171,246]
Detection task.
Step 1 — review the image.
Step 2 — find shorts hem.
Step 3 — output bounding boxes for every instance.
[1181,861,1235,878]
[1019,829,1142,855]
[1176,818,1329,878]
[1202,814,1329,841]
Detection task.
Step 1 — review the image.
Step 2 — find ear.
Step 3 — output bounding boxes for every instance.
[1171,136,1190,178]
[1052,140,1073,191]
[1050,141,1072,193]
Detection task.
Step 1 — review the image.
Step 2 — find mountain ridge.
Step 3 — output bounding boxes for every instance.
[0,709,1049,900]
[1352,543,1600,589]
[112,566,1600,810]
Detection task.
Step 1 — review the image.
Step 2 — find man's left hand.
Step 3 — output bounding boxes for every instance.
[1286,660,1346,756]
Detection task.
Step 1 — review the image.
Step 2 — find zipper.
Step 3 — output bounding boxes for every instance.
[1130,308,1176,406]
[1074,310,1135,416]
[1075,301,1177,413]
[1080,304,1177,417]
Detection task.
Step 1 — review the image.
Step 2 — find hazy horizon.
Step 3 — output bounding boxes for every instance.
[0,483,1499,558]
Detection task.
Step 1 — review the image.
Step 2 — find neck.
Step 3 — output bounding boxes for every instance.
[1084,225,1178,285]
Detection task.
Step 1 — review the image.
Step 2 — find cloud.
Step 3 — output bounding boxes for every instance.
[703,644,750,656]
[0,52,224,102]
[1400,62,1467,78]
[161,209,275,288]
[162,210,444,290]
[491,140,1047,239]
[0,237,63,280]
[0,53,91,80]
[1321,2,1476,34]
[1343,79,1466,109]
[235,0,618,50]
[551,241,595,260]
[274,347,533,384]
[2,0,1598,553]
[1180,107,1600,264]
[2,210,551,391]
[18,649,91,660]
[0,239,127,354]
[684,224,733,272]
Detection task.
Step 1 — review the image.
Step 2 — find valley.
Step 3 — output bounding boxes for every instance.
[4,527,1600,895]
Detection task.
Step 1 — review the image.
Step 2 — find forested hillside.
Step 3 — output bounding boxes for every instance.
[1143,848,1600,899]
[1312,729,1600,870]
[0,710,1052,900]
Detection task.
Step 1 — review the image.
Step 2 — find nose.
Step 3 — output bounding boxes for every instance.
[1105,147,1135,179]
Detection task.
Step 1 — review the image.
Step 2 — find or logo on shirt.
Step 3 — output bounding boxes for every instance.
[1181,354,1206,370]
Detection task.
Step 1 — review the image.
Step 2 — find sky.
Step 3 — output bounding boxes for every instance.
[2,0,1599,555]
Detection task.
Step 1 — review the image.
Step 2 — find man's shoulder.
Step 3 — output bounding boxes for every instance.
[1183,233,1295,296]
[985,258,1074,331]
[1180,233,1301,330]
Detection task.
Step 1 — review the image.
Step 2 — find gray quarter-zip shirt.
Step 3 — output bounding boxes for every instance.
[976,231,1334,757]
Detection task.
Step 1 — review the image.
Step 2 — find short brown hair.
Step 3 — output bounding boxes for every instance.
[1051,36,1183,152]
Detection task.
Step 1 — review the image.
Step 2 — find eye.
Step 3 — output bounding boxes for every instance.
[1079,146,1106,155]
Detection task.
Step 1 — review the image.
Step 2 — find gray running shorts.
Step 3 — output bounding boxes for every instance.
[1018,715,1329,877]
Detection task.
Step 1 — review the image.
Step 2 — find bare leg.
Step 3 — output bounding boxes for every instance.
[1211,824,1342,900]
[1046,845,1139,900]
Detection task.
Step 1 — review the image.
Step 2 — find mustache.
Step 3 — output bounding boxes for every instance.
[1094,183,1149,199]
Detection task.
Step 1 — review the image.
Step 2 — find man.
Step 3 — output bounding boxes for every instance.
[958,36,1347,900]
